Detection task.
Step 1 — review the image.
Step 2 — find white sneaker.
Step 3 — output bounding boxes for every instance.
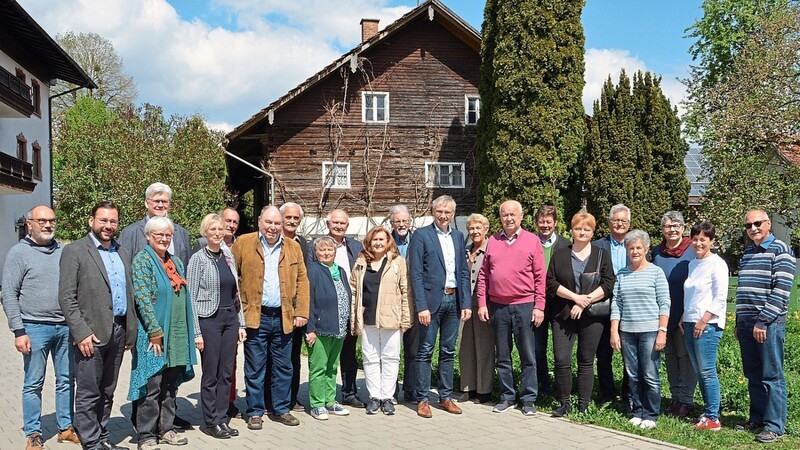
[640,419,657,429]
[326,402,350,416]
[629,417,643,426]
[310,407,329,420]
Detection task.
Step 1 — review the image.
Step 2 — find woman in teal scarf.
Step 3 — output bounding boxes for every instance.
[128,216,196,450]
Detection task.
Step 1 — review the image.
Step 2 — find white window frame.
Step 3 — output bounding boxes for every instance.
[322,162,350,189]
[465,95,480,125]
[362,91,390,123]
[425,162,465,189]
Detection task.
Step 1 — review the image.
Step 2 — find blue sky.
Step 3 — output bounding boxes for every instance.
[20,0,704,130]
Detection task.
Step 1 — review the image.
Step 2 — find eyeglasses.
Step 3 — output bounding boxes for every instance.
[95,219,119,226]
[147,199,170,205]
[662,224,683,230]
[29,218,57,226]
[151,232,173,240]
[392,220,410,225]
[744,220,769,230]
[611,219,629,224]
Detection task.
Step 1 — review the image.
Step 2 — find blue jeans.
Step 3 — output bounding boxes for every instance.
[620,331,661,421]
[491,301,538,403]
[416,293,459,402]
[737,318,787,435]
[244,309,293,416]
[22,323,74,436]
[683,322,723,420]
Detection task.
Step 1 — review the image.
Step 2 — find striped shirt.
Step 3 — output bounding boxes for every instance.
[611,263,671,333]
[735,234,796,328]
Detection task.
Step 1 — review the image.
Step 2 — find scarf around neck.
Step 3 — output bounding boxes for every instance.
[659,236,692,257]
[320,261,341,281]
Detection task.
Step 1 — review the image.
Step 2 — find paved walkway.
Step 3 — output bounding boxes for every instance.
[0,310,685,449]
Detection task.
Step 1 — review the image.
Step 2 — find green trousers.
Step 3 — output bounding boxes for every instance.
[307,335,344,408]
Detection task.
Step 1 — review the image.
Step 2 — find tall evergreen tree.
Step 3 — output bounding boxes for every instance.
[476,0,586,227]
[584,71,689,238]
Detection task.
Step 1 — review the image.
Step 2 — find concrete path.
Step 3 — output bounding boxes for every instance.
[0,309,685,449]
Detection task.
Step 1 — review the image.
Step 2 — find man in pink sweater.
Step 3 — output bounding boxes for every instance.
[476,200,546,416]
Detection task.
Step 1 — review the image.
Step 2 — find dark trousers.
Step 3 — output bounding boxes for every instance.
[245,308,293,417]
[264,325,305,411]
[339,328,359,402]
[534,321,551,393]
[551,316,604,408]
[400,313,420,398]
[199,305,239,427]
[490,301,538,403]
[74,322,126,450]
[135,366,182,442]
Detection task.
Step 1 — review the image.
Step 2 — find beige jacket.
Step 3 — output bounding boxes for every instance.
[349,253,411,334]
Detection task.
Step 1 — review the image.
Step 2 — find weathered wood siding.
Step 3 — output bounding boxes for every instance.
[258,15,480,219]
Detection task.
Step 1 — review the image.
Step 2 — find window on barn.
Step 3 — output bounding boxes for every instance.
[322,162,351,189]
[425,162,464,188]
[362,92,389,123]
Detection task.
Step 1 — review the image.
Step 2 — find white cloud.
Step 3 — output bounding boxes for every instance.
[584,48,687,116]
[16,0,410,126]
[205,120,235,133]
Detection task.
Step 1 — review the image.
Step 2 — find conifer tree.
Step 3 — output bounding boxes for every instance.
[476,0,586,227]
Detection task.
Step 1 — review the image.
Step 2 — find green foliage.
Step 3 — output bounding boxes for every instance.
[476,0,586,229]
[584,71,689,238]
[684,1,800,258]
[53,97,231,240]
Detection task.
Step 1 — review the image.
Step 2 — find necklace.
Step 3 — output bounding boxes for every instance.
[205,247,223,261]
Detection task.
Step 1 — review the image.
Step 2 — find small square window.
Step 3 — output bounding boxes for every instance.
[362,92,389,123]
[465,96,480,125]
[425,162,465,188]
[322,162,351,189]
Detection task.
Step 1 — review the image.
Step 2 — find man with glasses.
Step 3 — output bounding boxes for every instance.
[387,204,417,402]
[408,195,471,417]
[118,182,193,430]
[651,211,697,419]
[735,210,795,443]
[119,182,191,268]
[59,202,137,450]
[2,206,81,450]
[593,204,632,405]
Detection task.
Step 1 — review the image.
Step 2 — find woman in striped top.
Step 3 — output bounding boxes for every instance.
[610,230,670,430]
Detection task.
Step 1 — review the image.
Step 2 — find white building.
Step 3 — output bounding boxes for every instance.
[0,0,95,284]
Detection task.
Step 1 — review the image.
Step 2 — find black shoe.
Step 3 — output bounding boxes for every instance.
[204,424,230,439]
[475,393,492,404]
[735,421,764,432]
[552,403,570,417]
[343,397,365,408]
[219,422,239,437]
[381,398,395,415]
[100,442,130,450]
[403,391,417,403]
[172,416,193,430]
[366,398,381,414]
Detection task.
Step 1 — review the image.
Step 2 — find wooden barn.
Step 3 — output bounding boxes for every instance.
[224,0,481,236]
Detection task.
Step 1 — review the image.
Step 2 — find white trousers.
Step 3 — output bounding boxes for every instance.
[360,325,402,400]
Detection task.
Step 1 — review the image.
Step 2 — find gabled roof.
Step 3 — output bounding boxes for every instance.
[226,0,479,141]
[0,0,96,88]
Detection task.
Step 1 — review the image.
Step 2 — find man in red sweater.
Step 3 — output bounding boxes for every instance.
[476,200,546,416]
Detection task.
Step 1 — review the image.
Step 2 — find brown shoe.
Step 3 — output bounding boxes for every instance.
[57,425,81,444]
[439,399,463,414]
[273,413,300,426]
[247,415,263,430]
[417,400,432,418]
[26,433,44,450]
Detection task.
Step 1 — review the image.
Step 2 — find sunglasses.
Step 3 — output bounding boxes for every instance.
[744,220,769,230]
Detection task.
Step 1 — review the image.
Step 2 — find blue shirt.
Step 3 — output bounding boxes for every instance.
[393,230,410,259]
[89,233,127,316]
[609,236,627,275]
[435,226,457,289]
[260,234,283,307]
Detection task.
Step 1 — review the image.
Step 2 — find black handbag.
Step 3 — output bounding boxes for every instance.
[580,248,610,318]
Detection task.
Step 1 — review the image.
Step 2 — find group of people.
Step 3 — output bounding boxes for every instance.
[1,181,794,450]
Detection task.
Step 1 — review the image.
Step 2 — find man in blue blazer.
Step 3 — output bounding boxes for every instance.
[408,195,471,418]
[592,203,632,406]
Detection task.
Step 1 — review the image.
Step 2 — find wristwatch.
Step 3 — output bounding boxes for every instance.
[658,326,668,332]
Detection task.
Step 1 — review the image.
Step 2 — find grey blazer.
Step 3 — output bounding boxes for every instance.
[186,243,244,337]
[119,217,191,267]
[58,234,137,346]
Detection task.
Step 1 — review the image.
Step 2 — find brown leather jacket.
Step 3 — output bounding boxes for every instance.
[231,232,309,333]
